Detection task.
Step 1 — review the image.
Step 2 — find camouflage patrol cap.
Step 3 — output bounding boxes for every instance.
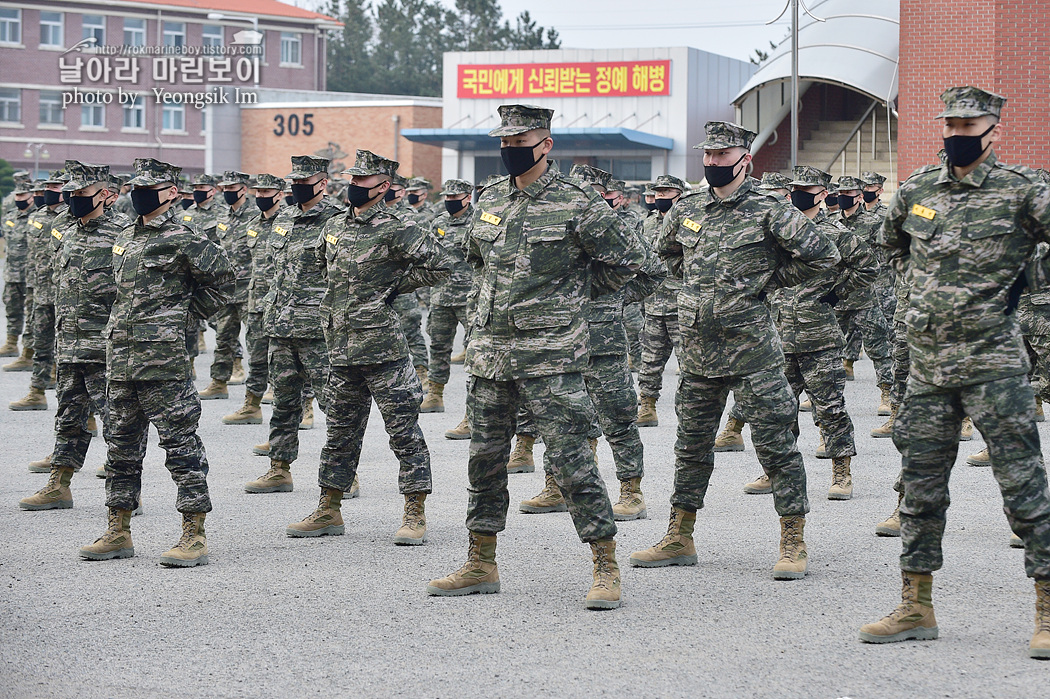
[606,179,627,193]
[107,173,125,192]
[405,177,431,191]
[836,175,864,191]
[1037,169,1050,185]
[653,175,687,191]
[488,104,555,138]
[569,164,612,189]
[341,149,399,178]
[439,179,473,196]
[61,161,110,191]
[15,180,34,193]
[30,179,46,192]
[861,171,887,186]
[43,169,69,185]
[390,174,407,189]
[694,121,756,151]
[12,170,30,185]
[254,173,286,191]
[758,171,793,190]
[788,165,832,189]
[219,170,250,186]
[287,155,330,180]
[128,158,181,187]
[936,86,1006,119]
[192,173,219,187]
[643,183,656,196]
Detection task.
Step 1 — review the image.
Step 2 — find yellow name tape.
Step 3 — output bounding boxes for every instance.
[4,220,14,227]
[437,228,445,237]
[32,220,43,229]
[51,229,62,240]
[246,229,258,238]
[682,218,702,233]
[479,211,502,226]
[217,222,229,231]
[325,234,339,245]
[183,215,193,221]
[113,245,126,255]
[274,226,288,236]
[911,204,936,220]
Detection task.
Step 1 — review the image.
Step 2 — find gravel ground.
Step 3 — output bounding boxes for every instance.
[2,327,1048,698]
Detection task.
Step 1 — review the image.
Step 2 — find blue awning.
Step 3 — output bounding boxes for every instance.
[400,127,673,151]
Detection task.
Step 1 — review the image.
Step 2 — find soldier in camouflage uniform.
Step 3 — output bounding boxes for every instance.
[393,176,435,386]
[630,122,840,580]
[79,158,233,567]
[862,171,888,215]
[637,175,688,427]
[1,177,36,361]
[859,87,1050,659]
[427,105,653,609]
[285,150,452,543]
[757,171,792,199]
[244,156,342,494]
[599,178,645,370]
[739,166,879,500]
[112,180,135,218]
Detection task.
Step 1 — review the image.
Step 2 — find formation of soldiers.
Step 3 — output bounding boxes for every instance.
[2,85,1050,658]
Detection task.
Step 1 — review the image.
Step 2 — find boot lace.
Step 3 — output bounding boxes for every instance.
[779,517,803,560]
[403,495,425,527]
[1037,581,1050,633]
[831,460,849,487]
[592,544,614,590]
[42,469,62,494]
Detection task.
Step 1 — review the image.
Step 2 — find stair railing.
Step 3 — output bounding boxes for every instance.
[825,99,879,175]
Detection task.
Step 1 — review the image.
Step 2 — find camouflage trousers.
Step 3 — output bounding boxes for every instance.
[1024,335,1050,402]
[891,320,910,407]
[624,301,644,367]
[837,305,893,388]
[466,372,617,542]
[3,280,27,339]
[209,302,245,382]
[268,336,329,463]
[105,378,211,513]
[893,374,1050,579]
[244,311,269,397]
[874,282,897,325]
[674,369,810,516]
[52,362,107,471]
[638,311,681,400]
[318,358,432,494]
[784,348,855,458]
[393,293,428,369]
[30,301,54,390]
[426,304,469,386]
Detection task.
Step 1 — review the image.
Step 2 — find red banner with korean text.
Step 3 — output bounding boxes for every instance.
[457,61,671,99]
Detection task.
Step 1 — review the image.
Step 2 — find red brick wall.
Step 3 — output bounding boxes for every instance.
[898,0,1050,177]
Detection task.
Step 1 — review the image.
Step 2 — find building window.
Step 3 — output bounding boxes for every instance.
[0,8,21,45]
[280,32,301,65]
[122,95,144,130]
[593,158,652,182]
[163,21,185,47]
[123,18,145,47]
[0,88,20,123]
[162,104,185,132]
[39,90,65,125]
[39,11,63,48]
[82,14,105,45]
[202,24,223,49]
[81,103,104,129]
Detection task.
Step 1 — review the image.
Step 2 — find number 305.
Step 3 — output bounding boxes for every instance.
[273,113,315,137]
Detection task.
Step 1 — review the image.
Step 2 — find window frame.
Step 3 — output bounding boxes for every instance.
[0,88,21,123]
[162,21,185,48]
[82,14,105,46]
[202,24,223,49]
[161,103,186,133]
[122,94,145,131]
[122,17,145,47]
[0,8,21,46]
[39,10,64,49]
[279,31,301,66]
[38,90,65,126]
[80,103,105,130]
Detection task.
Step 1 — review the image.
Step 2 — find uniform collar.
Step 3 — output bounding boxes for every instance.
[139,205,177,230]
[351,202,386,225]
[705,176,755,208]
[511,162,558,200]
[936,150,998,188]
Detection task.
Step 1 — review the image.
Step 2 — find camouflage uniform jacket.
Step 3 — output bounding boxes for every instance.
[465,166,651,381]
[245,208,279,316]
[880,151,1050,387]
[181,199,223,243]
[772,209,878,354]
[835,206,881,310]
[319,204,452,366]
[112,193,135,218]
[641,211,681,315]
[401,202,434,228]
[107,206,233,381]
[27,204,68,303]
[263,196,344,340]
[217,201,253,305]
[2,202,37,283]
[657,177,840,378]
[54,210,123,363]
[1017,244,1050,337]
[617,206,644,234]
[428,204,474,307]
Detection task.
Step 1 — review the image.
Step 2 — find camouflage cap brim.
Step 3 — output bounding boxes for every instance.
[127,173,176,187]
[62,177,103,192]
[439,179,473,196]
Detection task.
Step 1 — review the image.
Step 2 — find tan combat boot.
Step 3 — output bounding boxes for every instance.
[589,437,598,467]
[79,508,134,560]
[1011,533,1024,549]
[10,386,46,411]
[1032,580,1050,659]
[252,440,271,456]
[815,431,830,459]
[415,365,429,395]
[3,346,33,371]
[0,334,18,357]
[520,472,567,513]
[506,434,535,474]
[394,493,427,545]
[299,399,314,430]
[799,394,813,412]
[959,416,974,441]
[198,378,228,400]
[348,474,360,499]
[636,395,659,427]
[229,357,246,385]
[878,387,892,416]
[743,472,772,494]
[714,417,745,452]
[449,349,466,364]
[426,532,500,596]
[223,391,263,425]
[966,447,991,467]
[585,540,622,610]
[245,460,293,493]
[1038,396,1045,423]
[843,358,855,381]
[261,386,274,404]
[871,406,896,438]
[28,453,53,473]
[420,382,445,413]
[87,414,98,436]
[444,414,470,440]
[772,515,808,580]
[286,488,345,537]
[159,512,209,567]
[612,477,647,521]
[875,493,903,537]
[20,466,74,510]
[197,330,207,352]
[629,507,698,567]
[828,457,853,500]
[858,571,938,643]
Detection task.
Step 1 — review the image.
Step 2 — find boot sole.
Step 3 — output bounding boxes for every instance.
[9,404,47,411]
[393,534,428,545]
[419,406,445,413]
[1010,538,1025,549]
[585,598,621,610]
[966,458,991,467]
[286,524,345,538]
[870,432,893,438]
[95,468,107,479]
[28,465,52,473]
[1030,647,1050,659]
[426,581,500,596]
[520,503,568,513]
[222,417,263,425]
[228,379,245,385]
[298,423,313,430]
[713,445,744,453]
[252,447,271,456]
[80,547,135,560]
[347,489,360,499]
[20,499,72,510]
[743,486,772,495]
[858,626,938,643]
[878,408,892,416]
[958,433,973,441]
[444,432,471,440]
[828,491,853,501]
[874,526,901,537]
[507,465,536,474]
[636,420,659,427]
[244,483,293,493]
[772,569,807,580]
[198,394,228,400]
[613,509,648,521]
[2,367,33,372]
[159,554,209,567]
[629,554,697,567]
[815,452,831,460]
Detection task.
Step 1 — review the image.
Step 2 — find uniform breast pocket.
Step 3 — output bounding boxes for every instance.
[677,228,701,250]
[142,252,179,273]
[526,224,571,276]
[902,214,942,262]
[721,229,772,277]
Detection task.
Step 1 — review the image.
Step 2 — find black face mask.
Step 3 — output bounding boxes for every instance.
[33,194,45,208]
[223,190,242,206]
[790,190,820,212]
[346,183,382,208]
[69,192,101,219]
[15,199,30,211]
[192,190,210,205]
[407,193,423,206]
[255,195,278,212]
[644,201,657,212]
[704,152,748,188]
[284,194,295,207]
[290,182,320,205]
[654,198,676,213]
[444,198,467,215]
[62,191,71,204]
[500,142,543,178]
[130,188,167,217]
[862,190,879,203]
[602,196,619,208]
[943,122,995,168]
[837,193,859,211]
[43,190,61,206]
[180,199,194,210]
[384,189,398,202]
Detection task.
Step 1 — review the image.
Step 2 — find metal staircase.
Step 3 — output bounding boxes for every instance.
[797,101,898,193]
